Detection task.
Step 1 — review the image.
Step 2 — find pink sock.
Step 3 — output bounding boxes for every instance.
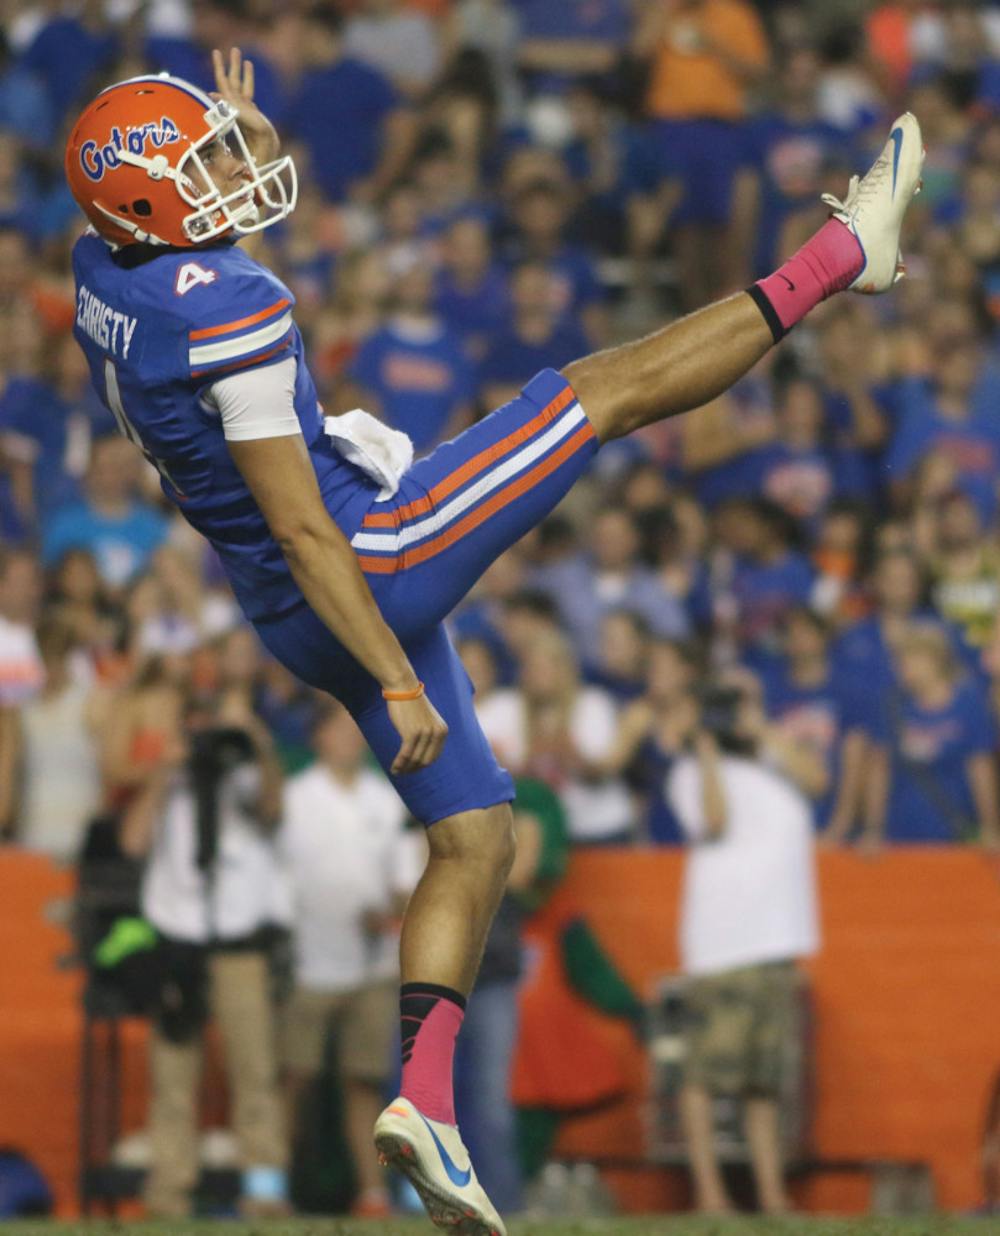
[399,983,465,1125]
[749,218,865,341]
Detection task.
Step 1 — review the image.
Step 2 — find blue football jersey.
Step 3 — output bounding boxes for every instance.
[71,232,377,620]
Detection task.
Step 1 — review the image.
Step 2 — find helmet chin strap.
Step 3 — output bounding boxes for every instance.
[92,199,170,246]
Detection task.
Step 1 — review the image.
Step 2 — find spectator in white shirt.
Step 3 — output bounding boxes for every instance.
[668,681,824,1216]
[7,614,101,859]
[278,700,422,1219]
[121,695,290,1219]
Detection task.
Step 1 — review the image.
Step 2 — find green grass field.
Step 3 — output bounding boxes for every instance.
[1,1218,994,1236]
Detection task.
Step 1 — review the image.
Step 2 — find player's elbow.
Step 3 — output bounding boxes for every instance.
[271,518,333,566]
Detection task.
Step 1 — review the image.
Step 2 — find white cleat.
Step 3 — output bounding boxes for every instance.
[821,111,925,294]
[374,1096,506,1236]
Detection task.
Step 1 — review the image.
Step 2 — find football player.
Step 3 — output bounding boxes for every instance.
[65,48,923,1235]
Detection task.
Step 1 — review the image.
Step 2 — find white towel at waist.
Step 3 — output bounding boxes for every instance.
[323,409,414,501]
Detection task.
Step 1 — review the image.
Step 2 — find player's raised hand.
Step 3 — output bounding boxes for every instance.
[387,693,449,776]
[211,46,279,164]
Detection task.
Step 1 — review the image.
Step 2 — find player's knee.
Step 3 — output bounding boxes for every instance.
[561,361,623,445]
[428,803,516,879]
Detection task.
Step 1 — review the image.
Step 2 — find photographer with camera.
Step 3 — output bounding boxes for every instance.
[119,682,290,1219]
[667,672,823,1216]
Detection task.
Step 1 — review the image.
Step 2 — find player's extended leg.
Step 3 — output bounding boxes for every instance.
[568,112,924,445]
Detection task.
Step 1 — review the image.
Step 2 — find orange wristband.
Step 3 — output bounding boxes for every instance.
[382,681,425,702]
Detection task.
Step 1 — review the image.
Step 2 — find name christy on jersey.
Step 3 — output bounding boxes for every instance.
[76,284,137,359]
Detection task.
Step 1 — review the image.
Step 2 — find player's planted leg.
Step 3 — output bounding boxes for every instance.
[375,805,515,1236]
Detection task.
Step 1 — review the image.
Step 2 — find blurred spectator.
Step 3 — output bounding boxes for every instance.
[0,31,55,148]
[516,0,630,96]
[833,546,974,701]
[586,608,650,703]
[45,548,117,670]
[529,505,689,664]
[668,681,822,1215]
[504,179,608,343]
[41,437,169,590]
[605,637,700,844]
[0,547,44,707]
[707,498,814,656]
[862,622,1000,847]
[285,6,417,204]
[866,0,1000,101]
[344,0,442,99]
[479,261,591,410]
[450,550,526,685]
[136,547,240,658]
[634,0,770,306]
[0,224,75,335]
[884,335,1000,526]
[312,249,390,396]
[737,47,854,278]
[19,0,118,124]
[443,0,522,124]
[100,646,192,804]
[499,585,564,667]
[3,614,101,859]
[434,214,511,361]
[347,263,474,449]
[761,607,867,838]
[809,501,872,624]
[477,628,632,844]
[0,331,111,528]
[563,82,663,261]
[750,376,839,532]
[278,701,420,1219]
[146,0,286,126]
[921,489,1000,652]
[375,181,436,278]
[120,693,290,1218]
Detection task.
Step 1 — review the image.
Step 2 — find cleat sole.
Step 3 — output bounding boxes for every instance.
[375,1130,500,1236]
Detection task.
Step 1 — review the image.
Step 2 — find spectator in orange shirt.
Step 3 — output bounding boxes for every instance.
[634,0,769,308]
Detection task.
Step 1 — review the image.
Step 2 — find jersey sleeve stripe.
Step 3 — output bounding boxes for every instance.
[189,312,294,368]
[188,296,291,341]
[190,338,293,379]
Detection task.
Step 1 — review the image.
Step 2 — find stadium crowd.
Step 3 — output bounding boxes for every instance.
[3,0,1000,854]
[1,0,1000,1218]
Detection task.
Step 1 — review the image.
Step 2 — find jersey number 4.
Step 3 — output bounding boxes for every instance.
[104,359,184,495]
[175,262,217,296]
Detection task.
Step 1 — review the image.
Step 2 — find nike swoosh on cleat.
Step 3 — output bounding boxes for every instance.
[889,126,904,198]
[418,1113,472,1188]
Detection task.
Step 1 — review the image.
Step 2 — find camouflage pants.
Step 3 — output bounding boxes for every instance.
[683,960,798,1098]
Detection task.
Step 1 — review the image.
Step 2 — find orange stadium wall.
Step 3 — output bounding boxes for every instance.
[2,848,1000,1216]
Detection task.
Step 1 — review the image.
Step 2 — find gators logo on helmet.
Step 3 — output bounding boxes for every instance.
[65,73,297,248]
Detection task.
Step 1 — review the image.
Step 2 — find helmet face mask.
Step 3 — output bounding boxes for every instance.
[66,75,298,249]
[173,100,297,243]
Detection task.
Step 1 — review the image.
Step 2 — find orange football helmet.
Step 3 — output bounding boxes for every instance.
[65,73,297,248]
